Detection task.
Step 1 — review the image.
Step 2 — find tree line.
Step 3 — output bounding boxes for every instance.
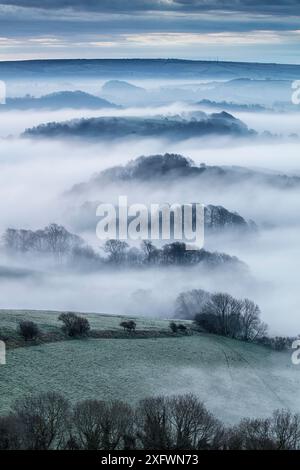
[0,392,299,450]
[2,226,241,270]
[175,289,299,351]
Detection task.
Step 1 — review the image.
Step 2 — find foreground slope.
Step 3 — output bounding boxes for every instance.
[0,310,299,424]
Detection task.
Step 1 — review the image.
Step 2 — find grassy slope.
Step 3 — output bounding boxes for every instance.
[0,309,181,333]
[0,310,299,424]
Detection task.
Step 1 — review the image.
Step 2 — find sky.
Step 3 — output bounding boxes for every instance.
[0,0,299,63]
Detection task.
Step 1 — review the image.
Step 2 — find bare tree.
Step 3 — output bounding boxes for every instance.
[200,293,243,338]
[240,299,267,341]
[72,400,106,450]
[58,312,90,337]
[227,417,275,450]
[272,409,300,450]
[141,240,159,264]
[13,392,70,450]
[168,394,223,449]
[3,224,83,262]
[227,410,300,450]
[44,223,82,261]
[175,289,211,320]
[136,396,172,450]
[72,399,133,450]
[0,415,21,450]
[104,239,129,264]
[101,400,134,450]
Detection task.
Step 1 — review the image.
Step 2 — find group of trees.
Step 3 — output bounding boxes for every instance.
[194,293,267,342]
[175,289,297,350]
[1,391,299,450]
[3,224,84,262]
[175,289,211,320]
[2,225,240,271]
[256,335,297,352]
[103,239,239,268]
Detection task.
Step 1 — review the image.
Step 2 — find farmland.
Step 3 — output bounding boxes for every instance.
[0,310,299,424]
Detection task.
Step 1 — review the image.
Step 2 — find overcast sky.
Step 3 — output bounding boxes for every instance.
[0,0,299,63]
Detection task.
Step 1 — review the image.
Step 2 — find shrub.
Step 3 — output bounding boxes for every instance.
[177,324,188,334]
[18,321,40,341]
[169,321,178,333]
[256,335,296,351]
[120,320,136,332]
[58,312,90,337]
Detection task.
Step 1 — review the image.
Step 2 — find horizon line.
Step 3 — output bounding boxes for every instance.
[0,57,300,67]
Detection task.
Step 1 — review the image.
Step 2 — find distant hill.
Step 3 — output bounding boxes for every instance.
[102,80,147,106]
[2,91,119,110]
[1,59,300,80]
[70,153,300,196]
[197,78,293,105]
[23,111,254,141]
[68,200,257,235]
[102,80,145,93]
[197,99,269,112]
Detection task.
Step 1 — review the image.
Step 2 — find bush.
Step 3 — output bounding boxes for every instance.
[177,324,188,334]
[120,320,136,332]
[169,322,188,334]
[18,321,40,341]
[169,321,178,333]
[58,313,90,338]
[256,335,296,351]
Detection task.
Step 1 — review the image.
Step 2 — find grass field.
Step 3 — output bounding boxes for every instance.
[0,309,182,333]
[0,310,300,424]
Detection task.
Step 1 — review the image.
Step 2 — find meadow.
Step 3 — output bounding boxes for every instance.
[0,309,299,424]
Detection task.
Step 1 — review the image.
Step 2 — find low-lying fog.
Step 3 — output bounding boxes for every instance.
[0,102,299,336]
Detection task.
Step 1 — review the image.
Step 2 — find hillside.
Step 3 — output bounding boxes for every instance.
[1,59,300,80]
[0,309,299,425]
[2,91,119,111]
[23,112,254,141]
[69,153,300,197]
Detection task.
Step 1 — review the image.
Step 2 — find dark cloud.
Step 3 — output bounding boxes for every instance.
[1,0,164,12]
[0,0,299,62]
[0,0,300,15]
[175,0,300,15]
